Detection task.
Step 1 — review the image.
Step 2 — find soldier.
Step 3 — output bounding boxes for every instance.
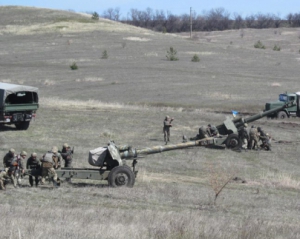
[198,126,210,139]
[207,124,219,137]
[8,151,26,188]
[257,127,272,151]
[40,147,60,187]
[249,125,259,150]
[59,143,73,168]
[0,169,8,190]
[163,116,174,144]
[26,152,40,187]
[3,148,16,172]
[238,123,249,151]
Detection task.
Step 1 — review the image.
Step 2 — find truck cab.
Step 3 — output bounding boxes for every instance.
[0,83,39,130]
[265,92,297,119]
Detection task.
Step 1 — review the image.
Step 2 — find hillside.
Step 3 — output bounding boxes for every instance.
[0,6,300,239]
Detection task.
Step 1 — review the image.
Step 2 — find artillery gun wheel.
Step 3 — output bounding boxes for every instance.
[15,121,30,130]
[226,134,241,149]
[108,166,135,188]
[277,111,287,119]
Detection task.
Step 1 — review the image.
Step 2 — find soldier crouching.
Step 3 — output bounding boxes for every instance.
[40,147,61,187]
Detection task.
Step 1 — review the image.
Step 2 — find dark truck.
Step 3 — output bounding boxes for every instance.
[264,92,300,119]
[0,83,39,130]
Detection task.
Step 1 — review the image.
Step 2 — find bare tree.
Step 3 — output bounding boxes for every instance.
[233,13,244,29]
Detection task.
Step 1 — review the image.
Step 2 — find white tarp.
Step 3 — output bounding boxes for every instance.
[88,147,107,167]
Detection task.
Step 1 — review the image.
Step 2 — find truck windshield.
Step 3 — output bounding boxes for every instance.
[279,94,288,102]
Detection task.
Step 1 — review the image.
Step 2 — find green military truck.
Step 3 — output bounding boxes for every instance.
[265,92,300,119]
[0,83,39,130]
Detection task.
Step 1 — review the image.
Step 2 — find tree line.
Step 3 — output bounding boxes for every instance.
[100,7,300,32]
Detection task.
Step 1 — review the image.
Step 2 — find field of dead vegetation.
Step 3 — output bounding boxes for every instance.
[1,6,300,239]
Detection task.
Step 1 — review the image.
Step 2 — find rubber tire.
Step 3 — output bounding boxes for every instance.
[226,134,241,149]
[277,111,287,119]
[108,165,135,188]
[15,121,30,130]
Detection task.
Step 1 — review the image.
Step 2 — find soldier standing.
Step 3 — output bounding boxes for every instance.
[249,125,259,150]
[26,152,40,187]
[40,147,61,187]
[238,123,249,151]
[3,148,16,172]
[60,143,73,168]
[163,116,174,144]
[9,151,26,188]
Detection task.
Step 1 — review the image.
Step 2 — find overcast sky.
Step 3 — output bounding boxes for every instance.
[0,0,299,19]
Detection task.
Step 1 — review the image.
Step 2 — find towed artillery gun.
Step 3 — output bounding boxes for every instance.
[191,102,294,149]
[26,102,293,188]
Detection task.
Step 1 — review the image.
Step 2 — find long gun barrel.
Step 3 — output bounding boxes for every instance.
[235,101,293,129]
[119,139,214,159]
[217,101,293,135]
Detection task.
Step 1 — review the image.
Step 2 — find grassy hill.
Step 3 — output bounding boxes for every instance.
[0,6,300,239]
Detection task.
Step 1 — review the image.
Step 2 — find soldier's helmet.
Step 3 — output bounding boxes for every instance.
[9,148,15,154]
[165,115,170,119]
[244,123,248,127]
[257,127,261,131]
[31,152,37,157]
[51,146,58,153]
[208,124,211,127]
[251,125,255,128]
[20,151,27,156]
[63,143,69,148]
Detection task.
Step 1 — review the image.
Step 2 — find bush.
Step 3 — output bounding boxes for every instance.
[70,62,78,70]
[101,50,108,59]
[166,47,178,61]
[254,40,266,49]
[191,54,200,62]
[273,45,281,51]
[91,12,99,20]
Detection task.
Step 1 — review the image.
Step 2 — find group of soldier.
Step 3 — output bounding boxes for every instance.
[238,124,271,151]
[0,143,73,190]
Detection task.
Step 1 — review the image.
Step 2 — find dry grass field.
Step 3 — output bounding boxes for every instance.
[1,6,300,239]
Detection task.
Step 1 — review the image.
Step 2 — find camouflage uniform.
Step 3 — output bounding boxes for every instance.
[26,153,40,187]
[40,147,61,187]
[249,126,259,150]
[163,116,174,144]
[207,124,219,137]
[60,143,73,168]
[257,127,271,151]
[3,149,16,172]
[198,126,209,139]
[8,151,26,188]
[0,170,8,190]
[238,124,249,150]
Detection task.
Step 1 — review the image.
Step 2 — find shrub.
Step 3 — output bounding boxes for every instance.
[254,40,266,49]
[101,50,108,59]
[70,62,78,70]
[273,45,281,51]
[91,12,99,20]
[166,47,178,61]
[191,54,200,62]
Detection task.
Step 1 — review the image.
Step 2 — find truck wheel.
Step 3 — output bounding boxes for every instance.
[15,122,30,130]
[226,134,241,149]
[108,166,135,188]
[277,111,287,119]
